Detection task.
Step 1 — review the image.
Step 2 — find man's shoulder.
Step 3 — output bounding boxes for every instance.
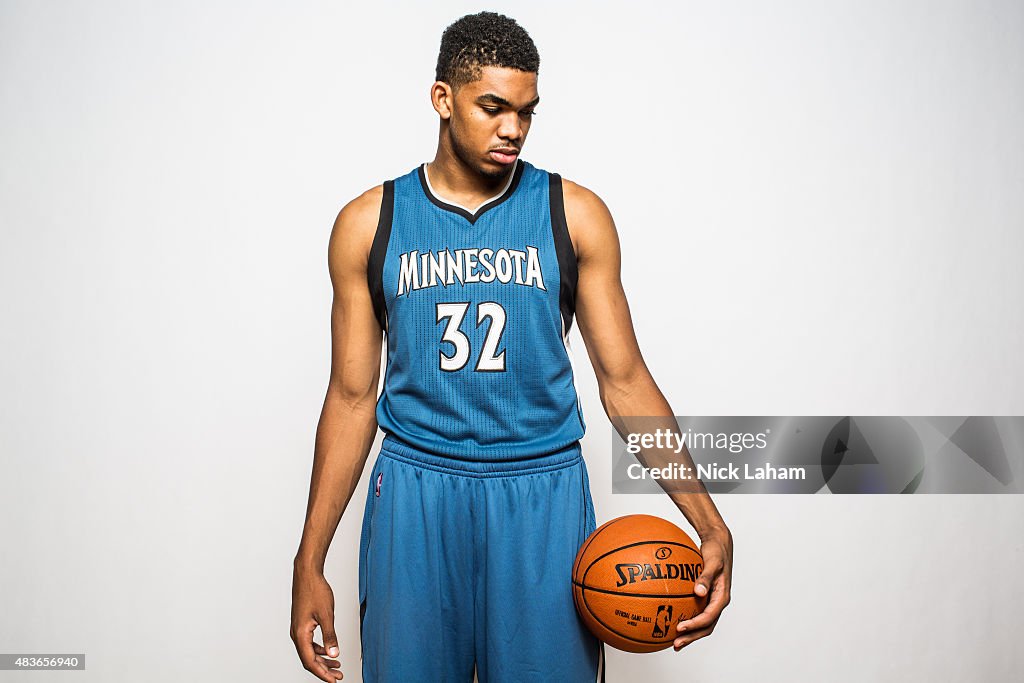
[551,174,617,261]
[328,184,387,270]
[335,163,420,228]
[336,184,386,231]
[555,175,613,229]
[558,176,605,209]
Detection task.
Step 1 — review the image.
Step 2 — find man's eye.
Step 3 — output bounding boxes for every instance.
[482,107,500,114]
[522,110,537,117]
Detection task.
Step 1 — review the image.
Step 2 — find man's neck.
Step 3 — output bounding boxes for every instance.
[425,151,516,209]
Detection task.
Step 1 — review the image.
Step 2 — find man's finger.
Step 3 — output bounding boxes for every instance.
[321,614,341,660]
[295,620,318,664]
[295,620,335,682]
[311,643,342,667]
[692,549,723,598]
[673,622,716,651]
[677,581,729,632]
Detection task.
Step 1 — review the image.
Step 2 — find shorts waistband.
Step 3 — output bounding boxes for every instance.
[379,434,582,478]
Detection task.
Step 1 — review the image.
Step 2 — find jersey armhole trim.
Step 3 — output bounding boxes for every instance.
[549,172,578,336]
[367,180,395,332]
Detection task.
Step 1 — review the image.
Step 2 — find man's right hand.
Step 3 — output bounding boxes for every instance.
[291,563,344,681]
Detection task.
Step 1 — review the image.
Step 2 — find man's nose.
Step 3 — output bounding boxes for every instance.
[497,113,523,141]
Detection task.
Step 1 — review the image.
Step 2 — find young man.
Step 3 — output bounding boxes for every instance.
[291,12,733,682]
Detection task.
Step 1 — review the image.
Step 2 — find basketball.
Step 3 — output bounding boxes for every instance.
[572,514,707,653]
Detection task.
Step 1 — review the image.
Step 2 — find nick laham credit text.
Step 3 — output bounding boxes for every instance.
[626,462,806,481]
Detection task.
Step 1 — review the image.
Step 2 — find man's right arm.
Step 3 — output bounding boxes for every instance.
[290,185,384,682]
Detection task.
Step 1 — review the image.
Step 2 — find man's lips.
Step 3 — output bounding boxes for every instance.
[489,148,519,164]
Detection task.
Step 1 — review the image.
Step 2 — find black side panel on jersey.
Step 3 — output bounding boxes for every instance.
[367,180,395,331]
[548,173,579,335]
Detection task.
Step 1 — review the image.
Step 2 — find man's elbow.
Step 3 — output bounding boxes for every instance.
[326,374,380,416]
[596,361,653,407]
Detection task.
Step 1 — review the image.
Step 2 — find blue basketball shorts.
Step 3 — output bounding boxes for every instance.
[357,434,606,682]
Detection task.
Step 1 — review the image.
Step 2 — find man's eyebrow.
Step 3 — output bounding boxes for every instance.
[477,93,541,108]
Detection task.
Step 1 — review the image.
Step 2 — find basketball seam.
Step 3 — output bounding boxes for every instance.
[572,515,631,578]
[571,581,698,600]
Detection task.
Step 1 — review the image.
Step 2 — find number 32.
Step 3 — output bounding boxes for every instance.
[436,301,507,372]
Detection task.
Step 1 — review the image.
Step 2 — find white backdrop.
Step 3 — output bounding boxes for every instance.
[2,1,1022,681]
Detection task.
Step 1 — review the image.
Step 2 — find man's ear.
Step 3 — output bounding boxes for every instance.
[431,81,454,120]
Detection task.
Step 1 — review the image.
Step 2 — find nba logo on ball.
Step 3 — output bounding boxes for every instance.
[652,605,673,638]
[572,514,707,653]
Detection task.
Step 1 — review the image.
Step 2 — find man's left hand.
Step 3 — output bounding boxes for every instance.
[674,525,733,651]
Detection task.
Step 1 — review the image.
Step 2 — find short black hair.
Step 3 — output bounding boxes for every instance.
[435,12,540,91]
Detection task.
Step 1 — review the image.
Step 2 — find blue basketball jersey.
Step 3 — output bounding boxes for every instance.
[367,159,587,460]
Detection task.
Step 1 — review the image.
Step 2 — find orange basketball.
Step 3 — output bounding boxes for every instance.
[572,514,707,653]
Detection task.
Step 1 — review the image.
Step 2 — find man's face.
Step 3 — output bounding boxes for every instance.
[443,66,539,179]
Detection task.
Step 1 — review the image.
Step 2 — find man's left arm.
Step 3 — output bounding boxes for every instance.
[563,178,733,651]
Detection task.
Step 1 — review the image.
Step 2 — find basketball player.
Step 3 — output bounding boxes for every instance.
[291,12,733,682]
